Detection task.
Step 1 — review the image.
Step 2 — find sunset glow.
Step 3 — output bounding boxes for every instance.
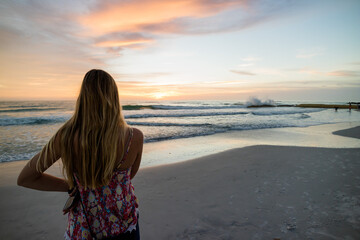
[152,92,176,99]
[0,0,359,101]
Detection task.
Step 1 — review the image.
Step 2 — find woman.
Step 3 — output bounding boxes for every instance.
[17,69,143,239]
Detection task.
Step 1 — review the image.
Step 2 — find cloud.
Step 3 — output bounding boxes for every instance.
[0,0,106,77]
[296,47,325,59]
[268,79,360,88]
[284,67,323,76]
[114,77,258,100]
[234,56,261,69]
[241,57,261,62]
[0,0,315,100]
[327,70,360,77]
[237,63,254,67]
[77,0,304,45]
[285,67,360,78]
[201,80,251,85]
[1,0,305,59]
[79,0,247,35]
[230,70,256,75]
[299,68,323,75]
[94,32,155,50]
[296,53,320,59]
[114,72,172,81]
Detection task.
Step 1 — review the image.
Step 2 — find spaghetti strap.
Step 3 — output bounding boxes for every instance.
[119,128,133,165]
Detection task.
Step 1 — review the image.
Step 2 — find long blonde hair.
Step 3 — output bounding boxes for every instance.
[37,69,129,189]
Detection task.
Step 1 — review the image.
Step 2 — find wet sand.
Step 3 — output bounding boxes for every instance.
[333,126,360,140]
[0,123,359,239]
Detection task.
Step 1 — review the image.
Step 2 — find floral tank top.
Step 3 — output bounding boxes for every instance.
[64,129,138,240]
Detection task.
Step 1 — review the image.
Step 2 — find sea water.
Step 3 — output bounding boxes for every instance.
[1,100,359,163]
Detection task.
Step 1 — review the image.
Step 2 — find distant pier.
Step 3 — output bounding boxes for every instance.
[296,102,360,109]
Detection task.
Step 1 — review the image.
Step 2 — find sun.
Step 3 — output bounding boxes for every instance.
[151,91,180,99]
[152,92,168,99]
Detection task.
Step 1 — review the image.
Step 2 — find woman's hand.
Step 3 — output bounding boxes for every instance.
[63,186,79,215]
[68,186,78,196]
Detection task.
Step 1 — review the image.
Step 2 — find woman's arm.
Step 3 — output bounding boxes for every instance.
[130,128,143,179]
[17,133,69,192]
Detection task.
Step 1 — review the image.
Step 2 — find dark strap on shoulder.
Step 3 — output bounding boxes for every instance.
[119,128,133,165]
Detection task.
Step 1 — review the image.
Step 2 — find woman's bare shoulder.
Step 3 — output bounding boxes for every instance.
[131,127,144,142]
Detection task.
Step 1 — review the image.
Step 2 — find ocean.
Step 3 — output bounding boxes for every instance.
[1,99,359,163]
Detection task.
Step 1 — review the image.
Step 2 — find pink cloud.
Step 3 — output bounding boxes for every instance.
[230,70,256,76]
[327,70,359,77]
[79,0,246,35]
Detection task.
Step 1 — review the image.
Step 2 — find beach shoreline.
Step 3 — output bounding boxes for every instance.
[2,121,360,169]
[0,123,359,239]
[2,100,360,164]
[140,121,360,168]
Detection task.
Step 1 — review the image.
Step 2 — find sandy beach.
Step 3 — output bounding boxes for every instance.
[1,123,360,239]
[2,0,360,238]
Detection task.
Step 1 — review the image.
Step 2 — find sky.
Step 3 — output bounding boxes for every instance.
[0,0,359,102]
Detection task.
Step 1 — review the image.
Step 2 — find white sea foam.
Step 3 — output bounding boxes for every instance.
[245,97,276,107]
[1,100,359,163]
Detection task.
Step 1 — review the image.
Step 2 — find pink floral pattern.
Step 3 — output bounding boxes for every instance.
[65,168,139,240]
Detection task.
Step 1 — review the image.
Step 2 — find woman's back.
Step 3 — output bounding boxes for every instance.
[72,128,143,175]
[66,127,143,239]
[17,69,143,240]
